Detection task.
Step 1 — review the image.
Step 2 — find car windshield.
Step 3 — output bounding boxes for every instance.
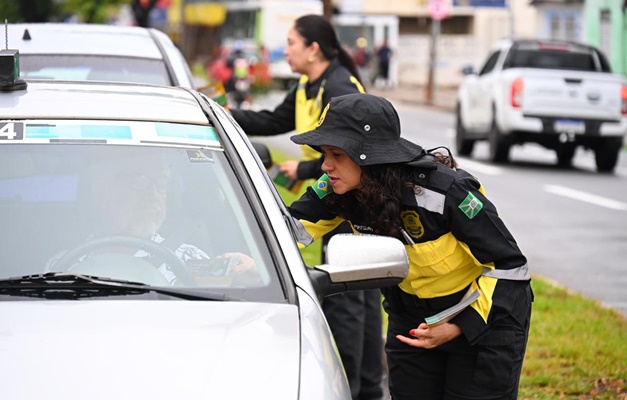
[19,54,172,85]
[0,124,284,302]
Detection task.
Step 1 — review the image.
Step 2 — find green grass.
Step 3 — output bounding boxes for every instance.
[519,279,626,399]
[269,151,323,267]
[268,147,626,399]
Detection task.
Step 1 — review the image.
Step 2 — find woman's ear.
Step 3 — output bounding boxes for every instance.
[308,41,322,60]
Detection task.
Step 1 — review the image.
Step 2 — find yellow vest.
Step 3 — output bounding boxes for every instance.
[294,74,365,161]
[295,75,327,161]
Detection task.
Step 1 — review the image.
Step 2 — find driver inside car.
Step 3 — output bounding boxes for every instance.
[45,148,258,287]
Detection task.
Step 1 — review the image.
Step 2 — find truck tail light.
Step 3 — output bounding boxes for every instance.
[621,85,627,115]
[510,78,524,108]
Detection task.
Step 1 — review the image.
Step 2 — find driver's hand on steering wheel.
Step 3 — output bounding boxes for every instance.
[220,252,257,275]
[222,252,261,286]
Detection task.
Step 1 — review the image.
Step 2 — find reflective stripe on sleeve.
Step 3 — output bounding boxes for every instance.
[482,264,530,280]
[291,217,315,247]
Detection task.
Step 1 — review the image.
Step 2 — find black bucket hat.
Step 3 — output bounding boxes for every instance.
[290,93,424,166]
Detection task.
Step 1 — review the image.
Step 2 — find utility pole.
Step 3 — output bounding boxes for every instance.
[322,0,333,20]
[425,0,448,105]
[425,18,440,105]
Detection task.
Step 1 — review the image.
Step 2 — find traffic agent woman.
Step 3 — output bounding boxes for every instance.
[288,93,533,400]
[230,13,365,180]
[230,14,384,400]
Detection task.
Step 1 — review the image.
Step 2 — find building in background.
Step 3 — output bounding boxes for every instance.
[530,0,584,42]
[171,0,322,87]
[333,0,538,88]
[583,0,627,77]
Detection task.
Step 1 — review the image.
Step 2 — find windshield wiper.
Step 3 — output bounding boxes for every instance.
[0,272,238,301]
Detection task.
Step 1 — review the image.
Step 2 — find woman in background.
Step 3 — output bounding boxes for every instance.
[231,14,384,400]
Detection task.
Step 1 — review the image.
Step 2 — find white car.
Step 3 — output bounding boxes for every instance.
[456,39,627,172]
[7,22,197,88]
[0,53,407,399]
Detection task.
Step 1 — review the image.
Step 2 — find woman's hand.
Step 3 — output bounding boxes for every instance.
[396,322,462,349]
[278,160,299,180]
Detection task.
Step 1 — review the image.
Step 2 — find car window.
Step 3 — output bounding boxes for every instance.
[478,51,501,76]
[502,49,597,72]
[19,55,172,86]
[0,123,284,302]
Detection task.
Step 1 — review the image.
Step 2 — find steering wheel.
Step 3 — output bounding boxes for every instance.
[53,235,195,286]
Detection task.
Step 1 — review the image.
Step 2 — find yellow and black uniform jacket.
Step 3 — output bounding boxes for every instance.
[231,59,364,180]
[288,161,530,343]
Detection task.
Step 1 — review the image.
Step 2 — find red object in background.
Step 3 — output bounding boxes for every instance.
[140,0,171,7]
[207,46,272,91]
[207,58,233,86]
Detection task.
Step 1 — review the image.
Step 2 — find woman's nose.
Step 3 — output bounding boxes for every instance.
[321,158,332,172]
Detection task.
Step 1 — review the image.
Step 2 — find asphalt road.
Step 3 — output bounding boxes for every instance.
[248,92,627,316]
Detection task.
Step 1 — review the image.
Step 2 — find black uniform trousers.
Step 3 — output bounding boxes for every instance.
[322,222,384,400]
[382,282,532,400]
[323,289,384,400]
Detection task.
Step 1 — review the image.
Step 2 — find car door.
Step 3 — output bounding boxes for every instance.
[467,50,501,130]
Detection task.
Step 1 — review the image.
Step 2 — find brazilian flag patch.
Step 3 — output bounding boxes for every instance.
[458,192,483,219]
[312,174,331,199]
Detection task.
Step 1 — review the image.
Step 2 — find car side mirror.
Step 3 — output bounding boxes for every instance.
[307,234,409,299]
[461,65,475,76]
[251,141,273,169]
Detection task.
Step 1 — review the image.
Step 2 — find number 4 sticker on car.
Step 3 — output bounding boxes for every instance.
[0,122,24,140]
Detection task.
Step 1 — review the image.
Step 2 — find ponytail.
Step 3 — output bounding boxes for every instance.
[337,45,363,86]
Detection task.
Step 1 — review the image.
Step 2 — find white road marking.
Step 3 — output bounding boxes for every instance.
[543,184,627,211]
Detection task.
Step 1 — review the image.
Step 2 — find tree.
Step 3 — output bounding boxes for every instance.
[58,0,129,24]
[0,0,58,23]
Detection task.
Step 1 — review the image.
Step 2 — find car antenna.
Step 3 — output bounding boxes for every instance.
[23,28,31,41]
[0,19,28,91]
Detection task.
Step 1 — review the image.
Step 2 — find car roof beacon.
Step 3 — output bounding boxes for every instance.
[0,19,27,92]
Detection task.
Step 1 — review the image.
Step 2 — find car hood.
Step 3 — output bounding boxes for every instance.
[0,300,300,400]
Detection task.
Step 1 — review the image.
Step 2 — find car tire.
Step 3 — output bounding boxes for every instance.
[594,137,623,173]
[455,105,474,156]
[556,144,576,168]
[489,116,510,163]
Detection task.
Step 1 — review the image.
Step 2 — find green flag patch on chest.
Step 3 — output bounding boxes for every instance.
[458,192,483,219]
[312,174,332,199]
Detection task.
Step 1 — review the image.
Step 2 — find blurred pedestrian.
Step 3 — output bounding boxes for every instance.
[288,93,533,400]
[372,39,392,89]
[230,14,385,400]
[353,37,372,87]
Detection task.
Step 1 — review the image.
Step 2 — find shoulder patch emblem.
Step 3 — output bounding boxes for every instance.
[458,192,483,219]
[312,174,331,199]
[316,103,330,127]
[401,210,424,239]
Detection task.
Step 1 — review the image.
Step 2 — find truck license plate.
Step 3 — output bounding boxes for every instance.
[554,119,585,134]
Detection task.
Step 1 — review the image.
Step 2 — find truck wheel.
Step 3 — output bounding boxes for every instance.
[595,137,623,173]
[556,144,576,168]
[489,118,510,163]
[455,106,474,156]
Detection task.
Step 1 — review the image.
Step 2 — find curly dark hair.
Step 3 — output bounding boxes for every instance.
[327,164,415,237]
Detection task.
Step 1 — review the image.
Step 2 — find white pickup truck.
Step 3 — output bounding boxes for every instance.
[455,39,627,172]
